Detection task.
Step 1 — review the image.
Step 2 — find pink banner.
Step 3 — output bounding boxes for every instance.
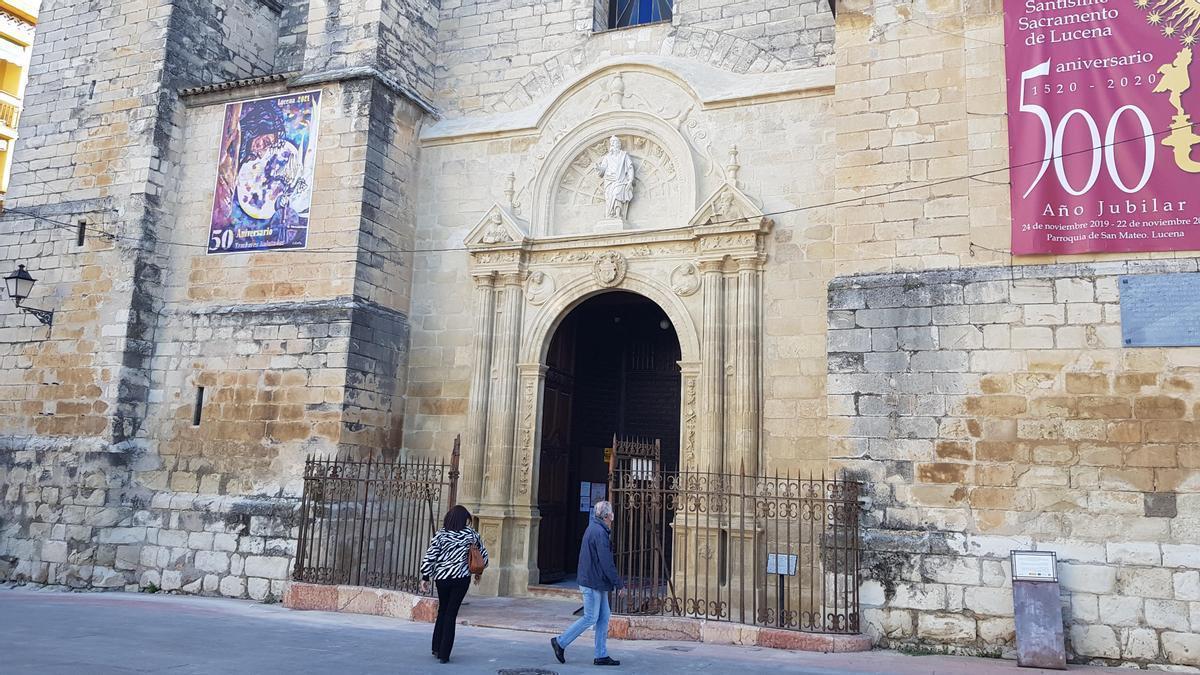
[1005,0,1200,254]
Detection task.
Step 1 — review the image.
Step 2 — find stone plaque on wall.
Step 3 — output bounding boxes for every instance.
[1120,274,1200,347]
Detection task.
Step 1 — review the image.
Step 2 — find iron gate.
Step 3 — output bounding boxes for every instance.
[292,439,460,596]
[607,438,862,634]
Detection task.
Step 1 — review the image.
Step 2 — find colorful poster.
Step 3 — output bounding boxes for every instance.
[1004,0,1200,254]
[208,91,321,254]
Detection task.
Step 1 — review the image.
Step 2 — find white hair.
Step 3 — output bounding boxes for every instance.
[593,500,613,519]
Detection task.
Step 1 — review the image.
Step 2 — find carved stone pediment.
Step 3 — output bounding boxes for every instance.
[688,182,764,228]
[465,204,528,249]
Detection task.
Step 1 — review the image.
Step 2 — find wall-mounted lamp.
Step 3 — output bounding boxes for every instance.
[4,264,53,326]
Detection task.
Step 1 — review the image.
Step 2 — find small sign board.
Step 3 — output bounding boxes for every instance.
[590,482,606,506]
[1011,550,1058,582]
[766,553,798,576]
[578,482,591,512]
[631,458,653,480]
[1120,274,1200,347]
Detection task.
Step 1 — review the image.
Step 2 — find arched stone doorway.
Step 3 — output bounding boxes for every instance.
[535,290,682,584]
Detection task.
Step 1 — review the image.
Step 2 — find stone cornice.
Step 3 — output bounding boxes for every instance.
[421,59,833,145]
[179,73,295,103]
[290,66,439,118]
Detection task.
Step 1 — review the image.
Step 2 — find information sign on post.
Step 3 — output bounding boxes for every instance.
[1010,551,1067,670]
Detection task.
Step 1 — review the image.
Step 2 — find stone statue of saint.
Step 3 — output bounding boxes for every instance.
[595,136,635,220]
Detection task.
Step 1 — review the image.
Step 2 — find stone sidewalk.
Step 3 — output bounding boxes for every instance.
[0,586,1119,674]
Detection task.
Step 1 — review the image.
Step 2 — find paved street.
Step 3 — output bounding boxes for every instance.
[1,587,1112,674]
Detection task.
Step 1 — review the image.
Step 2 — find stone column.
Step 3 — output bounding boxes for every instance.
[698,259,725,472]
[482,272,525,506]
[462,272,497,509]
[732,256,762,476]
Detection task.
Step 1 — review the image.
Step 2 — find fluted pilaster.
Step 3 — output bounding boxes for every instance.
[482,272,525,505]
[462,272,496,508]
[698,258,725,472]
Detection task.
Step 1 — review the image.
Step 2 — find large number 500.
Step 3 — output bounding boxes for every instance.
[1019,60,1155,198]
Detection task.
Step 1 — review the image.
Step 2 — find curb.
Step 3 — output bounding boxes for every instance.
[283,582,873,653]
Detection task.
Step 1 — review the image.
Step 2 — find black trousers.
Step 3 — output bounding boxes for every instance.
[432,576,471,660]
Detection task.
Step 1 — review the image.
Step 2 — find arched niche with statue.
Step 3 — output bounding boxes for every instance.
[531,111,698,238]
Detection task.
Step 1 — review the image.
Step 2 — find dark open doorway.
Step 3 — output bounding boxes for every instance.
[535,291,682,585]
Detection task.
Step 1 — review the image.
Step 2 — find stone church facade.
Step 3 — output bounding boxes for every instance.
[0,0,1196,668]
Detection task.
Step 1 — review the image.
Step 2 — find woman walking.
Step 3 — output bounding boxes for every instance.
[420,505,489,664]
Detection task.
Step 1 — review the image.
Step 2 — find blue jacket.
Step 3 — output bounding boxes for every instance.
[576,514,624,592]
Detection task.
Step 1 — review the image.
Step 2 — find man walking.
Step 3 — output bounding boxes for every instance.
[551,500,623,667]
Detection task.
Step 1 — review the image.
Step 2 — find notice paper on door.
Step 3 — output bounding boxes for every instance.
[590,483,606,507]
[579,482,591,512]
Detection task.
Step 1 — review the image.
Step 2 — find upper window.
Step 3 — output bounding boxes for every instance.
[607,0,671,29]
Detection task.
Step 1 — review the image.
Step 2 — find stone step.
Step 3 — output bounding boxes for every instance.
[525,584,582,601]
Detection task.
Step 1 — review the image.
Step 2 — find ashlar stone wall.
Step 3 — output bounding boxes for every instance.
[432,0,835,115]
[829,261,1200,667]
[2,0,427,598]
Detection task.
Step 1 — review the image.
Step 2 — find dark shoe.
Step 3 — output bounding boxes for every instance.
[438,657,449,664]
[551,637,565,664]
[594,656,621,666]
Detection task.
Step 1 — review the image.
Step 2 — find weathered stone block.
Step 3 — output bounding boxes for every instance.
[1120,627,1160,661]
[41,540,67,563]
[1060,564,1117,594]
[891,583,947,610]
[1070,624,1120,659]
[1107,542,1162,566]
[1163,544,1200,568]
[1146,599,1191,631]
[99,528,146,545]
[963,586,1013,616]
[244,555,290,579]
[917,613,976,642]
[1162,631,1200,666]
[977,617,1014,644]
[1119,568,1175,600]
[247,577,271,601]
[1176,571,1200,601]
[1099,595,1143,626]
[194,550,230,574]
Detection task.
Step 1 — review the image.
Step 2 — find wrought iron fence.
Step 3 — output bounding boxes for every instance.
[608,465,862,634]
[292,439,460,596]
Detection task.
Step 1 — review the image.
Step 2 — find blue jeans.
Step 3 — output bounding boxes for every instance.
[556,585,610,659]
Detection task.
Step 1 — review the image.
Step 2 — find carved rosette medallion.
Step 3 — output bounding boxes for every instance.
[592,251,627,287]
[670,263,701,296]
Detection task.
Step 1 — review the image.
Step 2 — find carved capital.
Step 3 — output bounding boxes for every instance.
[734,255,766,272]
[473,271,498,288]
[498,271,527,287]
[697,258,726,275]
